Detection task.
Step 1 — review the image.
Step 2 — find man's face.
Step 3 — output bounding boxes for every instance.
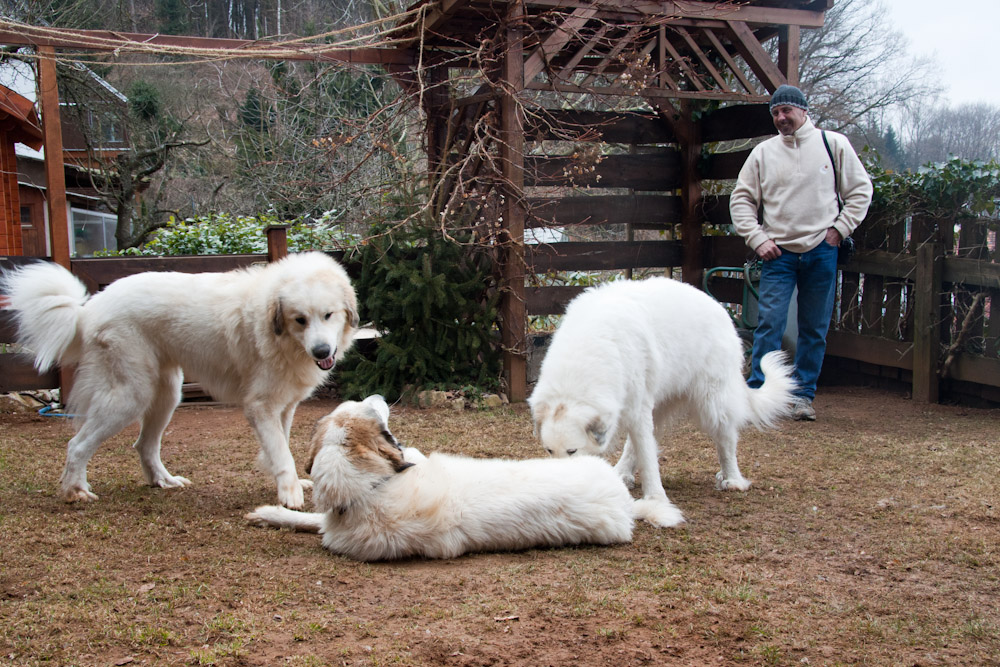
[771,105,807,136]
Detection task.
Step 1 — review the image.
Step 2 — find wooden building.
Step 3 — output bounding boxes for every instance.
[0,83,42,256]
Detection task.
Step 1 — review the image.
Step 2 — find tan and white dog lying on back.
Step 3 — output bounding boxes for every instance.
[246,395,639,561]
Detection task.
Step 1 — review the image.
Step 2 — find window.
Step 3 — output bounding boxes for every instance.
[70,208,117,257]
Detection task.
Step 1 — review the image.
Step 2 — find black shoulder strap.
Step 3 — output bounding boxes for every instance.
[821,130,843,212]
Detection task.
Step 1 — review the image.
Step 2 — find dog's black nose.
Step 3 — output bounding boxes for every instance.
[312,343,332,360]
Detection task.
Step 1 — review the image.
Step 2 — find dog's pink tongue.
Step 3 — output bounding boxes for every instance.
[318,357,335,371]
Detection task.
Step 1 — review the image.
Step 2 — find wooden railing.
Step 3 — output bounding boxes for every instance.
[827,243,1000,404]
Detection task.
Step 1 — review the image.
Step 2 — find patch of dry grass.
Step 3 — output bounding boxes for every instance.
[0,386,998,666]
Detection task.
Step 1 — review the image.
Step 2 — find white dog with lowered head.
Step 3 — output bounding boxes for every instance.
[246,395,636,561]
[529,277,796,528]
[1,252,357,509]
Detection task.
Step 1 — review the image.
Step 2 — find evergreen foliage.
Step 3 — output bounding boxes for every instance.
[337,224,501,401]
[105,211,358,256]
[866,156,1000,222]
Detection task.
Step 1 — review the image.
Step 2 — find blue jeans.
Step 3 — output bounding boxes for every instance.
[747,241,838,401]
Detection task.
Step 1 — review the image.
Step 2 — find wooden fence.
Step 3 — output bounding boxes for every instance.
[825,221,1000,405]
[3,219,999,404]
[520,203,1000,405]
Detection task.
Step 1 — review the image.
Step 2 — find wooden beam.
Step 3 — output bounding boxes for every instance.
[525,240,682,273]
[526,109,675,144]
[778,24,800,84]
[677,101,703,285]
[578,24,643,89]
[36,47,69,270]
[556,23,611,83]
[702,26,756,94]
[0,28,414,65]
[525,80,767,102]
[725,20,786,92]
[524,0,827,28]
[825,331,912,370]
[660,28,706,91]
[525,285,586,315]
[394,0,468,48]
[499,3,527,402]
[699,103,774,142]
[37,47,74,403]
[523,6,598,84]
[527,194,681,227]
[526,152,681,190]
[674,26,730,92]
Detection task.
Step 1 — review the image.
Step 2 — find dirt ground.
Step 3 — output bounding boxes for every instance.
[0,385,998,666]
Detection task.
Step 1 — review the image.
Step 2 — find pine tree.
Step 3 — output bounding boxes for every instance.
[338,225,501,401]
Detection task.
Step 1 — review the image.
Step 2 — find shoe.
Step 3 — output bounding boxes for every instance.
[791,398,816,421]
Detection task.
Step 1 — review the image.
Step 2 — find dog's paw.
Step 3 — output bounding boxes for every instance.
[245,506,280,528]
[277,481,305,510]
[632,498,685,528]
[153,474,191,489]
[612,465,637,490]
[60,486,99,503]
[299,479,314,492]
[715,471,751,492]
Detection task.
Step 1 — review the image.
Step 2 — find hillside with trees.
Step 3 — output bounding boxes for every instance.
[1,0,997,252]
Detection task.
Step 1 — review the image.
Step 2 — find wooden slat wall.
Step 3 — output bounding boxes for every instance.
[822,216,1000,403]
[523,103,769,318]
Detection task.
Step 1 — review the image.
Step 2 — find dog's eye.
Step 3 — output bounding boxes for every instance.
[324,312,333,320]
[295,316,307,325]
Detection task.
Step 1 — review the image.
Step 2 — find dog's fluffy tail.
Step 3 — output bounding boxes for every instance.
[632,498,686,528]
[746,350,797,428]
[245,505,324,533]
[1,262,88,372]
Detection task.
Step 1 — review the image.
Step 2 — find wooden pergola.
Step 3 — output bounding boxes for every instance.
[0,0,831,400]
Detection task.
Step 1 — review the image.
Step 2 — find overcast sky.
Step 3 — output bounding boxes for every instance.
[878,0,999,107]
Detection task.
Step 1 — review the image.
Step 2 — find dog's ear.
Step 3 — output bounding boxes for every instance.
[529,401,549,437]
[305,414,336,475]
[338,296,359,359]
[394,459,415,473]
[586,417,608,447]
[271,297,285,336]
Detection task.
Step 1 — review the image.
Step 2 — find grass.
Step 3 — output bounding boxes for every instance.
[0,386,998,666]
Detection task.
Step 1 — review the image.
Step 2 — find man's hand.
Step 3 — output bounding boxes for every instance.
[755,239,781,261]
[825,228,843,247]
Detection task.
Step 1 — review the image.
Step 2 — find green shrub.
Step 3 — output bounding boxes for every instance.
[337,224,501,401]
[106,210,358,256]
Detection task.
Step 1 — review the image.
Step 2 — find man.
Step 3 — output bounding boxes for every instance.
[730,84,873,421]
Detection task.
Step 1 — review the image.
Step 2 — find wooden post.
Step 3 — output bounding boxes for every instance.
[36,46,70,270]
[265,224,289,262]
[498,2,527,402]
[677,101,703,287]
[912,243,942,403]
[777,25,800,85]
[36,45,76,403]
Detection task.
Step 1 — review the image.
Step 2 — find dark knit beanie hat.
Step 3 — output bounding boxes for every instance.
[769,84,808,111]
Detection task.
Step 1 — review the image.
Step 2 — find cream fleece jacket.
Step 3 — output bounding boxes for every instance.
[729,117,873,253]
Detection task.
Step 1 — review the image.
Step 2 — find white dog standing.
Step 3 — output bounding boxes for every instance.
[246,395,636,561]
[1,252,358,508]
[528,277,796,528]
